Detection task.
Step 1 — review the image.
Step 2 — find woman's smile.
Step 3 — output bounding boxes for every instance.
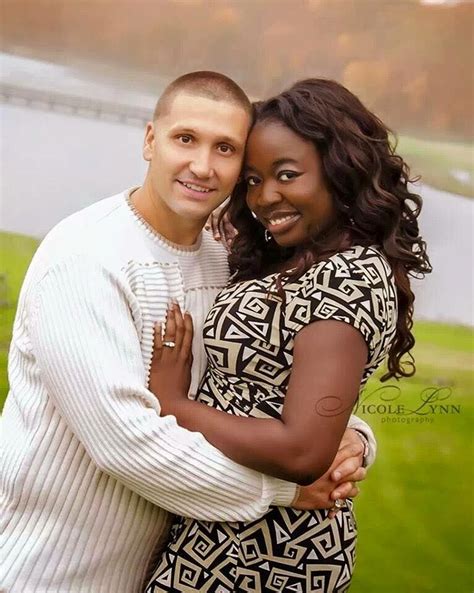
[244,120,336,247]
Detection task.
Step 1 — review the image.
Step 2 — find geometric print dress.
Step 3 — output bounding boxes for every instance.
[146,245,398,593]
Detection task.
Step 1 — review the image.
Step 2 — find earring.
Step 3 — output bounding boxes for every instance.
[250,211,258,220]
[265,230,272,242]
[342,204,354,227]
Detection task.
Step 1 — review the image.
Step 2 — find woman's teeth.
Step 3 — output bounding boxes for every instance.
[269,214,298,225]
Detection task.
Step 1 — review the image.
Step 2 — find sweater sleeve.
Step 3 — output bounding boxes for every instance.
[28,256,296,521]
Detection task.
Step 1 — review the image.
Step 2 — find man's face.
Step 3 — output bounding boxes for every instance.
[143,93,250,225]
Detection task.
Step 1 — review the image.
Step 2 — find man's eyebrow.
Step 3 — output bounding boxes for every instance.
[219,135,244,148]
[168,126,244,148]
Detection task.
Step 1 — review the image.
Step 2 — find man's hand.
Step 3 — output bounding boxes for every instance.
[292,428,367,517]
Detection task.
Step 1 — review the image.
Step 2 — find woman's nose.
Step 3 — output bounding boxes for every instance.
[258,182,282,206]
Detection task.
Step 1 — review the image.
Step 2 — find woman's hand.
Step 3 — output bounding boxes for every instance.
[205,205,237,250]
[292,428,367,517]
[149,303,194,415]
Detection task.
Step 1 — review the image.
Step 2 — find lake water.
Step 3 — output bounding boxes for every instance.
[1,102,472,326]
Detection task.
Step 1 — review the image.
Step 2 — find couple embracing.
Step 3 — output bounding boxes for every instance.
[1,71,430,593]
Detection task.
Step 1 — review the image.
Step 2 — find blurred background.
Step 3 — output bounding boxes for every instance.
[1,0,473,591]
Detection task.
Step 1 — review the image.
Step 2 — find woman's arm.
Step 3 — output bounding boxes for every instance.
[151,306,367,486]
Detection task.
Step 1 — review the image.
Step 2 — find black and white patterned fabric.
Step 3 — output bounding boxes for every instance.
[147,245,398,593]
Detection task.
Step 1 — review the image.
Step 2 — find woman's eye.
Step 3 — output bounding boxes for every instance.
[278,171,298,181]
[246,176,260,187]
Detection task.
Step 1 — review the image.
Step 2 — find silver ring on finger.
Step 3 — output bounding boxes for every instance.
[163,341,176,348]
[331,498,347,512]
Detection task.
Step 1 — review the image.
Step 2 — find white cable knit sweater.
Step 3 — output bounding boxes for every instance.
[1,189,375,593]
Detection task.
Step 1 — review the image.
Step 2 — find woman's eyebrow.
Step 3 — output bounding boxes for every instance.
[272,158,299,168]
[244,157,300,174]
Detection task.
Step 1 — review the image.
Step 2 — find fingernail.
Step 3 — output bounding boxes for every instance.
[333,492,340,498]
[333,471,341,480]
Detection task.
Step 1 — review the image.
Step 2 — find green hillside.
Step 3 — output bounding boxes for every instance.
[0,231,39,404]
[398,135,473,198]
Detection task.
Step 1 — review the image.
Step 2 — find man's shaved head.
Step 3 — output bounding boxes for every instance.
[153,71,252,121]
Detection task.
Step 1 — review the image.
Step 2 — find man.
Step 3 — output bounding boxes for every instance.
[1,72,373,593]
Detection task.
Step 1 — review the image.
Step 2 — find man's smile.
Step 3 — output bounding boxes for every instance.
[177,180,216,193]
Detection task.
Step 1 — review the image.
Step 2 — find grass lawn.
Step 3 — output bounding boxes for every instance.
[1,231,473,591]
[0,231,40,405]
[351,321,473,592]
[397,135,473,198]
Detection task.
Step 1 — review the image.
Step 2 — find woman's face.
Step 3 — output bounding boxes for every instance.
[244,120,336,248]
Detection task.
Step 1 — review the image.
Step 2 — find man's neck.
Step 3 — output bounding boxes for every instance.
[130,186,204,246]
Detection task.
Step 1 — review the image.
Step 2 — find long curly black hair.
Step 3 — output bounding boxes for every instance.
[223,78,432,381]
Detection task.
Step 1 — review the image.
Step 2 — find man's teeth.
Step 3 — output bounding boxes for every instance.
[182,182,211,193]
[269,214,298,225]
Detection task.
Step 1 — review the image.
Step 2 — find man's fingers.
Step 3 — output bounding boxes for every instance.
[331,481,360,501]
[342,466,367,484]
[338,442,364,461]
[331,481,353,501]
[348,485,360,499]
[330,442,364,481]
[331,457,360,482]
[332,442,363,469]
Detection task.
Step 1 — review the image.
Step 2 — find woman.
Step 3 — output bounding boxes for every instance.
[145,79,431,592]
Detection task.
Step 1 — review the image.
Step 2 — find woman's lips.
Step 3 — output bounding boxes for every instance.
[266,213,302,234]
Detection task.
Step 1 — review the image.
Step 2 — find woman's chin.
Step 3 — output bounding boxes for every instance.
[271,232,306,249]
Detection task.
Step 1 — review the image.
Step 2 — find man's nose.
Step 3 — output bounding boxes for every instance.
[189,149,213,178]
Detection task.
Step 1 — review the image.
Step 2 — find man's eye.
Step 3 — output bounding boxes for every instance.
[246,176,260,187]
[178,135,192,144]
[278,171,299,181]
[218,144,234,155]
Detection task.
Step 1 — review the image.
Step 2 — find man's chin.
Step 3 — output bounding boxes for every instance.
[172,195,226,220]
[172,202,218,224]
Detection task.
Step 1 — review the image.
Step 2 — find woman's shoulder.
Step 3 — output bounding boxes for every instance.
[284,245,397,360]
[299,244,393,289]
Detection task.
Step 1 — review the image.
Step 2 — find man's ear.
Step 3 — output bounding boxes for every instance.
[143,122,155,162]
